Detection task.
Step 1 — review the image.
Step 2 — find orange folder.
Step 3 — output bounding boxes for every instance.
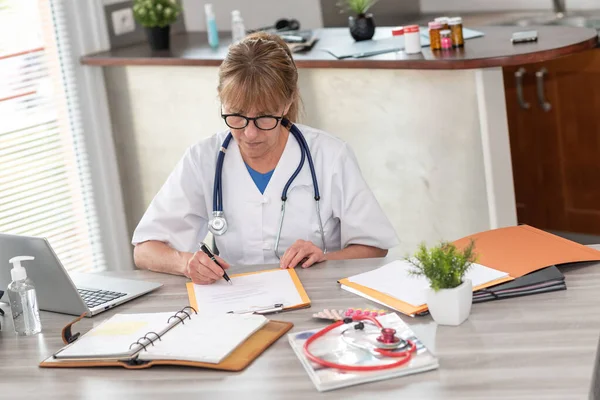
[452,224,600,278]
[339,225,600,316]
[338,275,513,317]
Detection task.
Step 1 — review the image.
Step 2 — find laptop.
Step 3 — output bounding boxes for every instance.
[0,233,162,317]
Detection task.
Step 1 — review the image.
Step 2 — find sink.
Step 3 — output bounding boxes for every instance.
[500,12,600,30]
[547,15,600,29]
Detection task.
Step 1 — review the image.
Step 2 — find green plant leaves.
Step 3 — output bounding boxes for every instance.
[336,0,379,15]
[407,240,477,292]
[133,0,182,28]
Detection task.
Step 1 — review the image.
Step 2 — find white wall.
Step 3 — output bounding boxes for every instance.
[103,65,506,257]
[420,0,599,13]
[181,0,324,31]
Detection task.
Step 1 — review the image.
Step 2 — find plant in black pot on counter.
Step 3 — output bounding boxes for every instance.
[133,0,182,50]
[337,0,379,41]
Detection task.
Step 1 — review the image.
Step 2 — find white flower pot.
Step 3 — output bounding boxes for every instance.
[426,279,473,326]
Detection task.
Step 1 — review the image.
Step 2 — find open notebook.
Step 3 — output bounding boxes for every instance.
[51,310,268,364]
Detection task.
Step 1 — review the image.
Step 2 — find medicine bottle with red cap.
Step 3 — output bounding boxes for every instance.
[391,26,404,37]
[404,25,421,54]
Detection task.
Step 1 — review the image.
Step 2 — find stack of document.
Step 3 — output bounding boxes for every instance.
[473,265,565,303]
[340,225,600,315]
[339,260,510,316]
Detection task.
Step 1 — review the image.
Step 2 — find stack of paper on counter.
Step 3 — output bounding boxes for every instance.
[339,260,510,316]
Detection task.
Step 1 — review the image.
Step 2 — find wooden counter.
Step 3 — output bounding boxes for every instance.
[81,26,598,70]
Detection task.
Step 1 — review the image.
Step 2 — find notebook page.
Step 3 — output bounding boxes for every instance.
[348,260,508,307]
[55,312,175,359]
[191,269,303,315]
[138,313,268,364]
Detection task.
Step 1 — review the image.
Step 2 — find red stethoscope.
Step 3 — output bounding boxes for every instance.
[303,315,417,372]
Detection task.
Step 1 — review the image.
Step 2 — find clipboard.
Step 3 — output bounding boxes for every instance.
[186,268,311,314]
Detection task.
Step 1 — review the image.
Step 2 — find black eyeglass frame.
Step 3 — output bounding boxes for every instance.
[220,113,284,131]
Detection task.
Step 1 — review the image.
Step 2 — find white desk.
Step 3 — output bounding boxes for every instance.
[1,256,600,399]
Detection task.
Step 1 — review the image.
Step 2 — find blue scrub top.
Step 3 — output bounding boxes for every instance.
[245,163,274,194]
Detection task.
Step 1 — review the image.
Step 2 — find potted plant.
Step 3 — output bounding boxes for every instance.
[133,0,182,51]
[407,240,477,326]
[337,0,379,41]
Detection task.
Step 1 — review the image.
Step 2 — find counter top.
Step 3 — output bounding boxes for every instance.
[81,26,598,70]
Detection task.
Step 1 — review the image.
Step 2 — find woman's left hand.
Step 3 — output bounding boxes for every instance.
[280,240,326,269]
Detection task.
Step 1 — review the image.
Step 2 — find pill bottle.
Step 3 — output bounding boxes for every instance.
[448,17,464,48]
[434,16,449,30]
[440,29,452,50]
[428,21,442,51]
[391,26,404,37]
[404,25,421,54]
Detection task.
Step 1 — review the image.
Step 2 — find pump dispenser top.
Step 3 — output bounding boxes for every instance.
[9,255,34,281]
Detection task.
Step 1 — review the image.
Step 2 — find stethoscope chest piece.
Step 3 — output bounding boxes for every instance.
[342,324,409,354]
[208,211,228,236]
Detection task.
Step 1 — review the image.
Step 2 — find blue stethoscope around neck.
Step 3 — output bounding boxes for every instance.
[208,119,327,260]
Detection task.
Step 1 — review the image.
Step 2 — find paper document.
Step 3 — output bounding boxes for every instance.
[347,260,508,307]
[55,312,174,359]
[187,269,309,315]
[139,313,267,364]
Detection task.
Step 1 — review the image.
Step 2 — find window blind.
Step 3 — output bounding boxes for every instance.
[0,0,106,272]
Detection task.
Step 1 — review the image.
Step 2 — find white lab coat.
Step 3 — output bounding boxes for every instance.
[132,124,399,266]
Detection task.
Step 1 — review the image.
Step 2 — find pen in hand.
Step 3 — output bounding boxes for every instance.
[200,242,232,285]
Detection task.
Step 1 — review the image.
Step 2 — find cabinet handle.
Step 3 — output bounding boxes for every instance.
[535,67,552,112]
[514,67,530,110]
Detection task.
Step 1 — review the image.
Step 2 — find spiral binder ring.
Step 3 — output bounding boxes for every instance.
[181,306,198,314]
[128,307,199,352]
[167,306,198,324]
[167,315,185,325]
[144,331,161,343]
[129,338,148,351]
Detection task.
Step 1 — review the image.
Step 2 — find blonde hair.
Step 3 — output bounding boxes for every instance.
[218,32,300,122]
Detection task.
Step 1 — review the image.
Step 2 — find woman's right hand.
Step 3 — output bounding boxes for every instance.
[185,251,230,285]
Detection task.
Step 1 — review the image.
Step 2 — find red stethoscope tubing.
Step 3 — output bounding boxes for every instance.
[302,315,417,372]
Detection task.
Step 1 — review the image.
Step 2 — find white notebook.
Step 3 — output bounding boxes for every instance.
[54,310,267,364]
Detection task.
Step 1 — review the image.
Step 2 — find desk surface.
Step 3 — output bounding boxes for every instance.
[2,256,600,399]
[80,26,598,70]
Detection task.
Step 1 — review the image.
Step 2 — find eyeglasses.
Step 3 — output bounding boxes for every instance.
[221,113,283,131]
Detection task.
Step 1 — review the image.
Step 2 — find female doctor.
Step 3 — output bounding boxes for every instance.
[132,32,399,285]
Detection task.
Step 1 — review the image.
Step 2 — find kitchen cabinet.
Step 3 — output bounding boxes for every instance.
[503,49,600,234]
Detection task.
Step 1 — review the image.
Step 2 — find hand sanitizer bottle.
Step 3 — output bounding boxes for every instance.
[204,3,219,49]
[7,256,42,336]
[231,10,246,44]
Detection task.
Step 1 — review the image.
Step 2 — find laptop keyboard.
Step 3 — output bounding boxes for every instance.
[77,288,127,309]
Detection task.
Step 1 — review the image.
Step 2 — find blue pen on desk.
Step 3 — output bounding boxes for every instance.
[200,242,232,285]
